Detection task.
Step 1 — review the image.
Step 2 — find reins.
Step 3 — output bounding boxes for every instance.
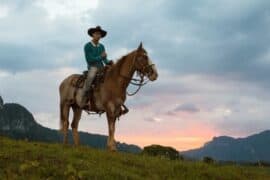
[119,52,153,96]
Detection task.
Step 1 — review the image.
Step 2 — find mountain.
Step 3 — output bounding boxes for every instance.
[0,96,3,109]
[0,99,141,153]
[181,131,270,162]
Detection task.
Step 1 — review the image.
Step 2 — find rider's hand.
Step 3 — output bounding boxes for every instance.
[107,60,114,65]
[101,51,107,58]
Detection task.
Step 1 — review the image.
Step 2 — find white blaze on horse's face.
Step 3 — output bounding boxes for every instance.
[136,43,158,81]
[135,51,158,81]
[147,57,158,81]
[140,51,158,81]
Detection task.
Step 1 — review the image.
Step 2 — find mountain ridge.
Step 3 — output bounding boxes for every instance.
[181,130,270,162]
[0,101,141,153]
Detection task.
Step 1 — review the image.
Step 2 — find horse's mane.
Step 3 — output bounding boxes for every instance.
[115,50,136,67]
[115,54,128,69]
[106,50,136,76]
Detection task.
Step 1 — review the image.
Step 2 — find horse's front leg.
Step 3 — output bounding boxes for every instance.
[106,110,117,151]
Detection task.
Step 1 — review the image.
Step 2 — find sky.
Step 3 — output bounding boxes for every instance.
[0,0,270,151]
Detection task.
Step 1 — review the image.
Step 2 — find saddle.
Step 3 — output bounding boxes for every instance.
[70,65,129,117]
[71,66,109,89]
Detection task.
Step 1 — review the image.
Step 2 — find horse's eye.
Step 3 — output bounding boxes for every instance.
[138,55,145,61]
[143,54,148,58]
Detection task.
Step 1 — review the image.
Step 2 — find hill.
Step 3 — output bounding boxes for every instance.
[182,130,270,162]
[0,100,141,153]
[1,137,270,179]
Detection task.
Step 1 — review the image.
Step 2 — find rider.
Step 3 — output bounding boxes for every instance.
[79,26,113,108]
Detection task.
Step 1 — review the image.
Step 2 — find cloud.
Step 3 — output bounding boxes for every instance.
[0,67,79,113]
[1,0,270,89]
[34,112,59,129]
[0,4,9,18]
[145,117,163,123]
[35,0,98,20]
[0,0,92,72]
[0,70,11,78]
[174,103,200,113]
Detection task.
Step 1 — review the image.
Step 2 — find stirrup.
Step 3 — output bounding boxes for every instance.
[87,100,91,110]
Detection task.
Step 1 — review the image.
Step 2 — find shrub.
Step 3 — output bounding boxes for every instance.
[142,144,181,160]
[203,156,215,164]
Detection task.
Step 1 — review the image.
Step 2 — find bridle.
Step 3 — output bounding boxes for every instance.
[119,52,155,96]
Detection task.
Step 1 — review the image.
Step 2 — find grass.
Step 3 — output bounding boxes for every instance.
[0,136,270,180]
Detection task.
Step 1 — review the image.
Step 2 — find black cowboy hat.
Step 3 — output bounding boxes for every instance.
[87,26,107,38]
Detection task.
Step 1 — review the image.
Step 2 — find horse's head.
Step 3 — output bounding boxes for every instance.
[133,42,158,81]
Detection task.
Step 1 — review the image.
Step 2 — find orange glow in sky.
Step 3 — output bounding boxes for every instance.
[117,122,217,151]
[118,135,211,151]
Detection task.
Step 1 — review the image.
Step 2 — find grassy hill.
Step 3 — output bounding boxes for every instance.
[1,137,270,180]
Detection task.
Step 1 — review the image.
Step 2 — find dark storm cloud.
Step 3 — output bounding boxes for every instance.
[86,0,270,89]
[1,0,270,84]
[0,0,89,72]
[155,0,270,75]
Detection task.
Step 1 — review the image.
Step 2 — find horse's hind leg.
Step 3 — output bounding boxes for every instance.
[71,105,82,146]
[61,103,70,144]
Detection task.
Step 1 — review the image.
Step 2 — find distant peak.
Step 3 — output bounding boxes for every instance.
[0,96,3,109]
[213,136,235,141]
[258,130,270,134]
[246,130,270,139]
[202,136,235,146]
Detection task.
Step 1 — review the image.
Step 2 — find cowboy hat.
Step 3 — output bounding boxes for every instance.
[87,26,107,38]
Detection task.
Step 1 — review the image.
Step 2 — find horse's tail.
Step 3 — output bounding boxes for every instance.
[59,101,65,133]
[59,82,65,133]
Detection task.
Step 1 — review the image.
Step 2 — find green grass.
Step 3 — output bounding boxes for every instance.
[0,136,270,180]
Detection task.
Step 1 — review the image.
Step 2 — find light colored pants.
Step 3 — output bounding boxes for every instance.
[82,66,98,94]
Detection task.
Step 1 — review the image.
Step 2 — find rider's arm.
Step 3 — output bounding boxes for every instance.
[84,44,102,63]
[101,45,110,64]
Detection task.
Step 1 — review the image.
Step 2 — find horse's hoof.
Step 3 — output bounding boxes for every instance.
[119,109,128,116]
[123,109,129,114]
[108,148,117,152]
[107,145,117,152]
[63,143,69,147]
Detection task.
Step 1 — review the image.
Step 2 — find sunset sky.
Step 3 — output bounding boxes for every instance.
[1,0,270,151]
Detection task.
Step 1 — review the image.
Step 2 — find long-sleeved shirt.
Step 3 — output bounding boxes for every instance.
[84,41,110,69]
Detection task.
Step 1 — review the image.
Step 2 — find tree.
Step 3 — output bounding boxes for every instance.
[203,156,215,164]
[142,144,182,160]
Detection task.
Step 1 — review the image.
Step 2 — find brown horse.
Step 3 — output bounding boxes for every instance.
[59,43,158,151]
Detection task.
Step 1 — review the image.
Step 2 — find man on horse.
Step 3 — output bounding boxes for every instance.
[79,26,113,109]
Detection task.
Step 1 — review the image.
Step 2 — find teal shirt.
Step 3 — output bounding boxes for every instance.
[84,41,110,69]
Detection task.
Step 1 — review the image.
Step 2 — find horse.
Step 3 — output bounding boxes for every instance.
[59,42,158,151]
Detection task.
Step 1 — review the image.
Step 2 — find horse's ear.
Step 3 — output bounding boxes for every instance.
[137,42,143,50]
